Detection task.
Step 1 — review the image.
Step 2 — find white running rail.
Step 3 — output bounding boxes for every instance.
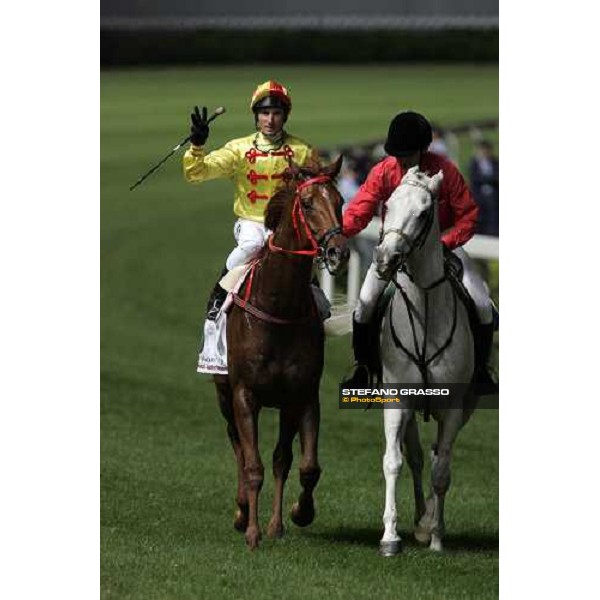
[320,217,499,304]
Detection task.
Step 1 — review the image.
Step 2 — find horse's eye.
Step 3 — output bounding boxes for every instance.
[302,200,313,210]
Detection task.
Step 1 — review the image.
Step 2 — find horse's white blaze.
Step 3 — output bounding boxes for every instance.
[377,167,475,554]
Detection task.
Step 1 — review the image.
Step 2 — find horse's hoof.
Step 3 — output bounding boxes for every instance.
[414,526,431,545]
[267,520,284,539]
[429,535,443,552]
[379,540,402,557]
[245,527,261,550]
[233,508,248,533]
[290,500,315,527]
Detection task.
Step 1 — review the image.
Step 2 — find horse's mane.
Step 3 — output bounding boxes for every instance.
[264,185,295,231]
[264,158,341,231]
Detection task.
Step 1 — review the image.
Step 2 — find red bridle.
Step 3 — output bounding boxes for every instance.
[234,175,340,324]
[268,175,332,257]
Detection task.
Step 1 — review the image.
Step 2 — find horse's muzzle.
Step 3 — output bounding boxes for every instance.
[323,236,349,275]
[375,244,401,278]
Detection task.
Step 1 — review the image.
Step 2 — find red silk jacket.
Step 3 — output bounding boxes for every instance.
[342,152,479,249]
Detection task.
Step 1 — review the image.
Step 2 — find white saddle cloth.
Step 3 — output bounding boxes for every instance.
[196,312,228,375]
[197,264,252,375]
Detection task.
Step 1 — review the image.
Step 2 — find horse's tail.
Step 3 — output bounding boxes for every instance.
[324,302,354,337]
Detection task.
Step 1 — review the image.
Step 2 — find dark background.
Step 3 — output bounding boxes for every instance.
[101,0,499,65]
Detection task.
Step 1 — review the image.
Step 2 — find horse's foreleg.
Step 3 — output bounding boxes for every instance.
[424,408,463,552]
[379,408,411,556]
[233,386,264,550]
[216,383,249,533]
[226,423,249,533]
[291,400,321,528]
[403,413,426,531]
[267,406,301,539]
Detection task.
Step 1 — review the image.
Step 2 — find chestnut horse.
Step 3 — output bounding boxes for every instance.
[214,157,347,550]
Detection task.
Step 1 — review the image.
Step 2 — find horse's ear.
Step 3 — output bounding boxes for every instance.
[322,154,343,179]
[428,169,444,195]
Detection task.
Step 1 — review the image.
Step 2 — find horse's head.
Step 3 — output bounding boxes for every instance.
[287,155,349,274]
[375,166,443,278]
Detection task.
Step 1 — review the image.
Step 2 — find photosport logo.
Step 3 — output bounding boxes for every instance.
[338,384,499,409]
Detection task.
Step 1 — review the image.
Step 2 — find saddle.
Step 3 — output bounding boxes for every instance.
[443,248,480,336]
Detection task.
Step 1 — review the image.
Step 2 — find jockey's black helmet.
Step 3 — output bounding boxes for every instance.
[384,111,433,157]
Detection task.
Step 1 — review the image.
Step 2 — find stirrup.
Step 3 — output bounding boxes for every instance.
[206,285,228,322]
[207,297,225,321]
[206,307,220,321]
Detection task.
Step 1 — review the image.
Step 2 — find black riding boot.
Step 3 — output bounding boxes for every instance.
[473,321,498,395]
[206,266,229,321]
[342,317,375,388]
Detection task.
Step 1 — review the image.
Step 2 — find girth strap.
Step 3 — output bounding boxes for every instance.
[232,292,314,325]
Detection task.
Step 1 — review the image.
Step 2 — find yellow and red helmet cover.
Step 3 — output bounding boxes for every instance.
[250,80,292,113]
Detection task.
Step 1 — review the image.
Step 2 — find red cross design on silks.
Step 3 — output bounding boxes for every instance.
[269,145,295,160]
[246,170,269,186]
[247,190,270,204]
[271,169,291,181]
[244,147,269,164]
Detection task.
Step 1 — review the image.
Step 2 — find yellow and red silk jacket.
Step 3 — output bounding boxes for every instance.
[183,132,319,223]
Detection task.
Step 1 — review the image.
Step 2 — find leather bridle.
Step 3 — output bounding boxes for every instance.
[268,175,343,273]
[380,178,435,272]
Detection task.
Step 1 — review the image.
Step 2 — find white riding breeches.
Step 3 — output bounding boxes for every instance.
[354,264,388,323]
[354,247,493,325]
[225,218,270,271]
[452,247,493,324]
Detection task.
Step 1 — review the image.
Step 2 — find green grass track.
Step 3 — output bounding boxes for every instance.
[101,65,498,599]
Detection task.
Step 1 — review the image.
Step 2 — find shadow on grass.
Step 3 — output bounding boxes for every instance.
[307,526,381,547]
[306,526,498,553]
[441,531,498,552]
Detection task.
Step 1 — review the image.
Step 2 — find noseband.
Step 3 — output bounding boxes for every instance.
[268,175,343,271]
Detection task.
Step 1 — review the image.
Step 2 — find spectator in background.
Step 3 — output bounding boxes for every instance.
[351,148,372,184]
[429,123,449,158]
[339,159,377,280]
[338,160,360,205]
[370,142,388,164]
[469,140,499,236]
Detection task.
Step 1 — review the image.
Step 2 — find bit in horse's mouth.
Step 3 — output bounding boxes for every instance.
[322,245,349,275]
[376,257,398,279]
[376,265,390,278]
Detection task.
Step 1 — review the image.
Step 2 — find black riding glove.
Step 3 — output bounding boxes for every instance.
[190,105,210,146]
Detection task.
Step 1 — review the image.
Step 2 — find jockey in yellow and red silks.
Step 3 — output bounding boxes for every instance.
[183,80,320,320]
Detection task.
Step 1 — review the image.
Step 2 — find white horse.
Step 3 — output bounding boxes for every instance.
[375,166,478,556]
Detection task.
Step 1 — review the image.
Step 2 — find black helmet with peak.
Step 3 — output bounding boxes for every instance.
[384,111,433,158]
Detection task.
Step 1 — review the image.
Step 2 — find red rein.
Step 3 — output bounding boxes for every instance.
[267,175,331,257]
[234,176,330,324]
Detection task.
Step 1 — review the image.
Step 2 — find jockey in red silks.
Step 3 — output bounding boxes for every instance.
[342,111,497,391]
[183,81,320,321]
